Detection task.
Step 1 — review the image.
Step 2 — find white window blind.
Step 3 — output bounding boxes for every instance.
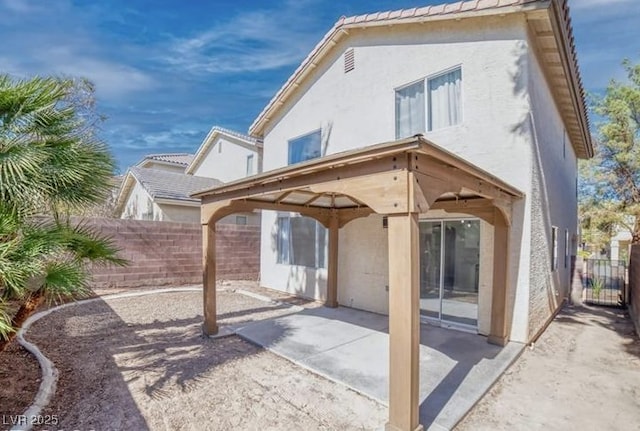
[428,68,462,131]
[395,67,462,138]
[395,81,425,139]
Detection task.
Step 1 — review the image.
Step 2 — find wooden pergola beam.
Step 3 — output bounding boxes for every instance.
[387,213,422,431]
[202,222,217,335]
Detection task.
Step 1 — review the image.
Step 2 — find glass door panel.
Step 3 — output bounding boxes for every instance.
[441,220,480,327]
[419,222,441,320]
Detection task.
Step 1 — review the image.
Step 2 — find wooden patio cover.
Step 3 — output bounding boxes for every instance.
[193,135,523,431]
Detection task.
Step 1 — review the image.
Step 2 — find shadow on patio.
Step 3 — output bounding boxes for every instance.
[236,304,525,430]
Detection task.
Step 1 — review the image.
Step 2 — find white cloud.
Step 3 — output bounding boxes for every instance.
[164,3,323,75]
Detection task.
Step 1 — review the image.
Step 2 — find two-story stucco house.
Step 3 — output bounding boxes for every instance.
[194,1,592,429]
[117,128,262,224]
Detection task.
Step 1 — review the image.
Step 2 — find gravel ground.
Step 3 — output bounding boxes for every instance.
[457,305,640,431]
[20,289,386,431]
[0,342,40,418]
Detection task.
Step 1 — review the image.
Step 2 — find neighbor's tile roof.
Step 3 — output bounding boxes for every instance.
[142,153,195,166]
[130,167,222,203]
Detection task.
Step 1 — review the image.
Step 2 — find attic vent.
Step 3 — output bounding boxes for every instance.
[344,48,355,73]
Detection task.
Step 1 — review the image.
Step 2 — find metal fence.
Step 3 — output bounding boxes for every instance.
[584,259,627,307]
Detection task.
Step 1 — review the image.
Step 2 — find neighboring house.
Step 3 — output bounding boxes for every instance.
[194,1,592,429]
[611,219,634,262]
[185,126,263,182]
[117,131,262,224]
[117,166,222,222]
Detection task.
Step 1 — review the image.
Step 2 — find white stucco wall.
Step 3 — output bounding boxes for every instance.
[526,45,579,339]
[121,180,158,220]
[257,15,582,343]
[191,135,261,182]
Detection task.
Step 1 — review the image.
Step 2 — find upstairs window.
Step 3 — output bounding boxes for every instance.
[246,154,254,176]
[552,226,559,271]
[288,130,321,165]
[396,67,462,139]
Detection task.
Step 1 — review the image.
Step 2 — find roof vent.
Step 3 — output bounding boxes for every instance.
[344,48,355,73]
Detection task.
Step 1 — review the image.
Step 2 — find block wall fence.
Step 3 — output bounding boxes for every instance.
[81,218,260,289]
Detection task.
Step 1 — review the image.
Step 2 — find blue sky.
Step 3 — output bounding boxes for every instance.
[1,0,638,172]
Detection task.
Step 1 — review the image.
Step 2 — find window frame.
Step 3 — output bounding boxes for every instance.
[394,65,463,139]
[564,229,570,269]
[551,226,559,272]
[287,129,322,165]
[276,214,327,269]
[246,154,254,176]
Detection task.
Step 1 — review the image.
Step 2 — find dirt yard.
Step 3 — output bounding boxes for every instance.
[457,305,640,431]
[4,287,386,431]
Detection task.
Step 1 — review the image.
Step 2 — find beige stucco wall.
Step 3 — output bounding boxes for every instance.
[525,41,579,340]
[158,203,200,223]
[191,135,261,182]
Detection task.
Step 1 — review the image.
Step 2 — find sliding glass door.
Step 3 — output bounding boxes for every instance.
[419,219,480,329]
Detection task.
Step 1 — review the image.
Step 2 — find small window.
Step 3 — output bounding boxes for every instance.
[564,229,570,269]
[344,48,355,73]
[218,142,222,153]
[246,154,254,176]
[236,215,248,225]
[288,130,321,165]
[552,226,559,271]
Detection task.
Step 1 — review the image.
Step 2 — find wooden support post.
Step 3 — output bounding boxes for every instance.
[326,211,339,308]
[203,222,218,335]
[386,213,423,431]
[488,208,509,346]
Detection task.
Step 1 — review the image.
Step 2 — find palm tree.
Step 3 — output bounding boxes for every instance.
[0,74,125,352]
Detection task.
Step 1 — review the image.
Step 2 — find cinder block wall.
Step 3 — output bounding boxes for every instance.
[629,245,640,335]
[82,218,260,289]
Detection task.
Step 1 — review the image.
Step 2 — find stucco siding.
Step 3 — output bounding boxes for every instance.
[337,214,390,314]
[158,204,200,223]
[121,180,157,220]
[262,16,532,190]
[526,41,579,339]
[191,136,260,182]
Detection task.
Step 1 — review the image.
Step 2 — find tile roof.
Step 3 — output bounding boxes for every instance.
[129,167,222,203]
[141,153,195,166]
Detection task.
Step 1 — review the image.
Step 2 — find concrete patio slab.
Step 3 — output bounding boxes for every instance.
[236,305,525,431]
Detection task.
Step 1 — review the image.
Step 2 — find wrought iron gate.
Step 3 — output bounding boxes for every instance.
[584,259,627,307]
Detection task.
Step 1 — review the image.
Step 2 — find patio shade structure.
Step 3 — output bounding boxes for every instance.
[193,135,523,431]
